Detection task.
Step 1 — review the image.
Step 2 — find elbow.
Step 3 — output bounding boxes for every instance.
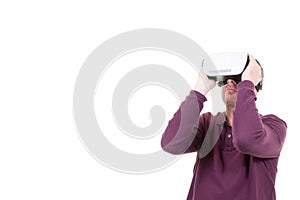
[161,140,183,155]
[160,139,170,152]
[232,132,261,154]
[233,137,281,158]
[233,134,280,158]
[232,128,266,154]
[161,133,192,155]
[233,137,252,154]
[160,125,197,155]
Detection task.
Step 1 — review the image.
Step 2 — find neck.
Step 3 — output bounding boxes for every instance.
[225,106,234,126]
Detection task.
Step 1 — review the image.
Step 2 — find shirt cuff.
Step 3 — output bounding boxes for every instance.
[191,90,207,103]
[237,80,257,100]
[237,80,255,91]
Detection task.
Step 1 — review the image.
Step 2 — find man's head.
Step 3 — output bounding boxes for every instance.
[220,58,264,108]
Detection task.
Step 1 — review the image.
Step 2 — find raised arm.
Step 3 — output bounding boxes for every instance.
[161,73,215,154]
[232,81,287,158]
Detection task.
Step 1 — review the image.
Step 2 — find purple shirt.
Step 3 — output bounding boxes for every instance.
[161,81,287,200]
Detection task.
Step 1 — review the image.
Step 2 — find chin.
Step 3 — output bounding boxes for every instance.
[226,101,236,108]
[225,97,236,108]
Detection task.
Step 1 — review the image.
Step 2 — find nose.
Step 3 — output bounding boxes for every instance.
[226,79,236,85]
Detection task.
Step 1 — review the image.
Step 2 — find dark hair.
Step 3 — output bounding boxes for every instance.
[245,56,263,92]
[255,59,263,91]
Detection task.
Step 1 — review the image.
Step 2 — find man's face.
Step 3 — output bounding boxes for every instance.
[222,79,238,108]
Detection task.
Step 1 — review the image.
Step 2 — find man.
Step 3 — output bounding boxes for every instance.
[161,54,287,200]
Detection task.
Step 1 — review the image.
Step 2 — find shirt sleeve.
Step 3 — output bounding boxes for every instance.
[161,90,209,155]
[232,80,287,158]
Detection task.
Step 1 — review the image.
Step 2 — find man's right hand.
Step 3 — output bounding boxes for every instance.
[194,71,216,95]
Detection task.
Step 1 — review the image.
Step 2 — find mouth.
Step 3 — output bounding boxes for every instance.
[226,87,237,93]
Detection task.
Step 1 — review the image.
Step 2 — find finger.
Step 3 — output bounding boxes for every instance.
[248,55,256,65]
[209,79,216,89]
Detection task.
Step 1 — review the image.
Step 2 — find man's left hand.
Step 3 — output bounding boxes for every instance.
[241,54,262,86]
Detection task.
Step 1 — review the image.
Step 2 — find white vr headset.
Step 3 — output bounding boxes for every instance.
[202,52,263,91]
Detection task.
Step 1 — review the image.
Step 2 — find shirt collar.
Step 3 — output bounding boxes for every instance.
[215,112,226,125]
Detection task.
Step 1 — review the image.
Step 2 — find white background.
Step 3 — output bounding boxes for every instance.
[1,0,299,199]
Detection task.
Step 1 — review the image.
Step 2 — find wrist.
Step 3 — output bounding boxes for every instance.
[241,78,255,85]
[194,84,209,96]
[238,80,257,94]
